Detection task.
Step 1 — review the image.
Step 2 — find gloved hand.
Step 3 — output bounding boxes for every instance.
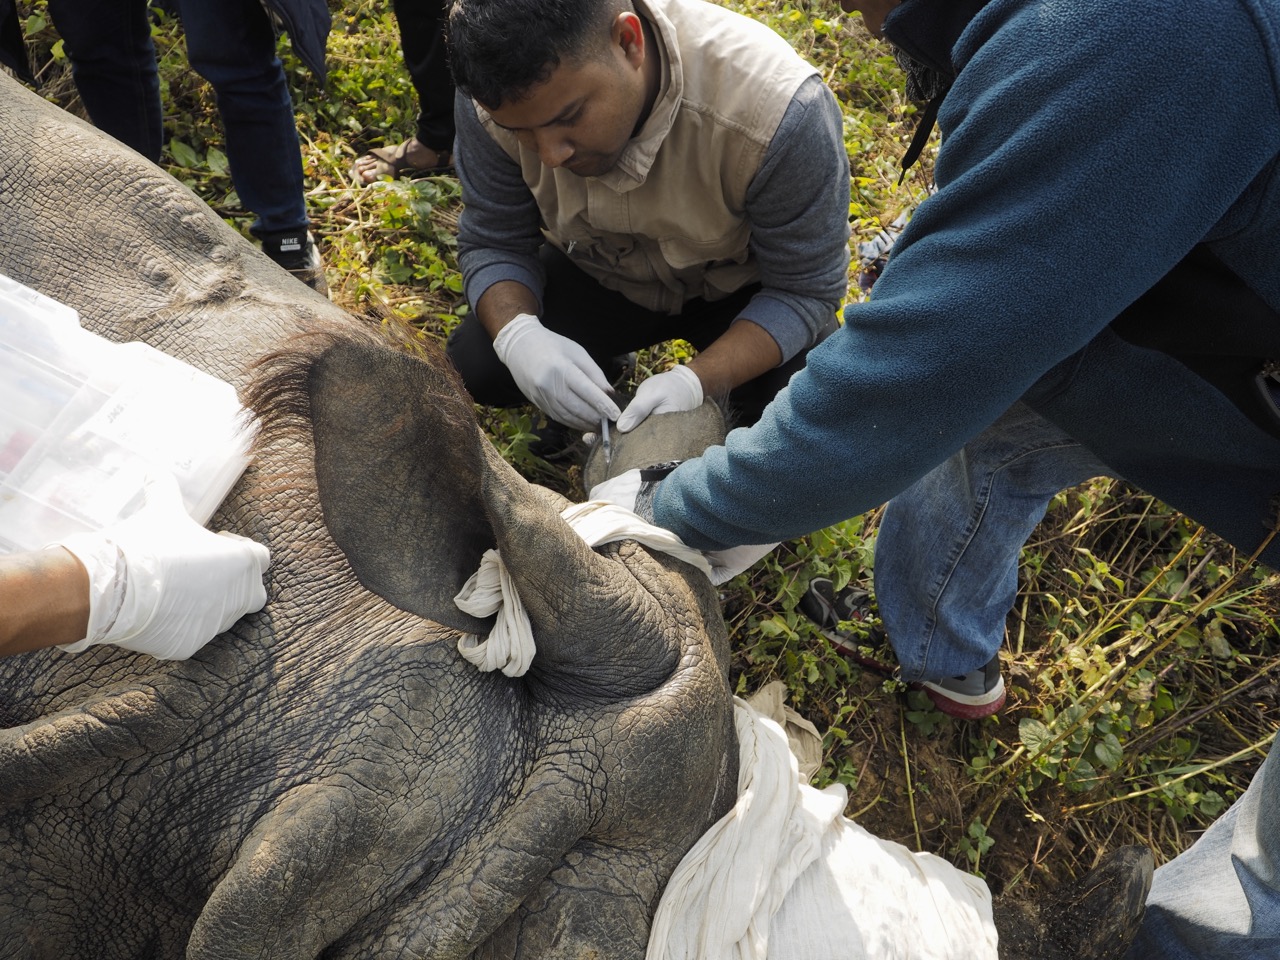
[52,474,270,660]
[492,313,622,432]
[588,467,778,585]
[615,365,704,433]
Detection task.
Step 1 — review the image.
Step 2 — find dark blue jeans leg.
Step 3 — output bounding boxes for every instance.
[46,0,163,162]
[172,0,307,234]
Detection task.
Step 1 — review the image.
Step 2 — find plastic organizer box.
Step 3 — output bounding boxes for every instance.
[0,273,253,553]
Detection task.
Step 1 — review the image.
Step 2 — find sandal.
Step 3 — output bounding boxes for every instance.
[351,140,454,185]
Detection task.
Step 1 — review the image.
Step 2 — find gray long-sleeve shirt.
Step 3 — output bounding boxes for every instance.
[453,74,851,361]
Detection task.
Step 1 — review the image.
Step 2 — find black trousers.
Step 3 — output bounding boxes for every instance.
[391,0,454,151]
[446,246,826,427]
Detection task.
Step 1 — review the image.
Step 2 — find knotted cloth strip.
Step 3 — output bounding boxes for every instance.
[454,500,711,677]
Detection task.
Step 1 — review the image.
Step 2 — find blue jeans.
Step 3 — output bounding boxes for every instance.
[1125,736,1280,958]
[875,401,1109,681]
[875,403,1280,956]
[47,0,307,235]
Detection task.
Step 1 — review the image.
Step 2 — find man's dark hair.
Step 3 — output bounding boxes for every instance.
[447,0,629,108]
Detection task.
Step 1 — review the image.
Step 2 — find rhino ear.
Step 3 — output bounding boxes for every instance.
[306,340,496,634]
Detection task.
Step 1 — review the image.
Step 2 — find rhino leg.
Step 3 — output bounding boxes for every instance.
[188,779,455,959]
[325,758,598,960]
[476,843,670,960]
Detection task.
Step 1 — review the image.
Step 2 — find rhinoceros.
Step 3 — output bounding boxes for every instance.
[0,72,737,958]
[0,68,1154,960]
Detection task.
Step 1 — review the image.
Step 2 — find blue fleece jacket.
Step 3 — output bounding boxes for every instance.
[654,0,1280,565]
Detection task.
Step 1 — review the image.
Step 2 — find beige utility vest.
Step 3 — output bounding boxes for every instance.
[477,0,818,314]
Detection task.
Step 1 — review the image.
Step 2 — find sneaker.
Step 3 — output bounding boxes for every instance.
[918,656,1006,719]
[798,577,891,673]
[257,228,328,297]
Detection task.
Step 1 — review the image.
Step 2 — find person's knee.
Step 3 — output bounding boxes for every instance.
[179,4,280,88]
[445,319,519,407]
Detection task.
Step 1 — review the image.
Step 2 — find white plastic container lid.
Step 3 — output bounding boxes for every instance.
[0,273,254,553]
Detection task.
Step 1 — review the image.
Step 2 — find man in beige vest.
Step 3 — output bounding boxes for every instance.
[444,0,851,444]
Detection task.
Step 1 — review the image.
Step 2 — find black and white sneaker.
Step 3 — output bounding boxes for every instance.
[918,656,1006,719]
[258,228,328,296]
[798,577,893,675]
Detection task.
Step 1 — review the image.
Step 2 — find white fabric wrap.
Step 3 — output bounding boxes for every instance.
[453,500,711,677]
[453,504,998,959]
[647,697,999,960]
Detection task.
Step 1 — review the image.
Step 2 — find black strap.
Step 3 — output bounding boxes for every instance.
[898,93,944,184]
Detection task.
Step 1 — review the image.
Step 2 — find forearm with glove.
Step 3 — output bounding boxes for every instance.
[0,475,270,660]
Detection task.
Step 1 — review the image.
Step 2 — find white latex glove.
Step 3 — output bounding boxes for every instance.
[492,313,622,432]
[52,474,270,660]
[615,365,704,433]
[588,468,778,585]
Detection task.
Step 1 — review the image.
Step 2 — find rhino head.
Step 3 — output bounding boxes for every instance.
[0,71,735,959]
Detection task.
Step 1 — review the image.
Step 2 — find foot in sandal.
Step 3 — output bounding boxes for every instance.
[350,137,454,185]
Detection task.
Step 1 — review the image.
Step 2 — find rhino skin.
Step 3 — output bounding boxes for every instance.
[0,72,737,959]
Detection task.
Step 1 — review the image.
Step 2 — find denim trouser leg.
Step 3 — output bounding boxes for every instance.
[1125,737,1280,958]
[876,401,1110,682]
[172,0,307,234]
[45,0,163,162]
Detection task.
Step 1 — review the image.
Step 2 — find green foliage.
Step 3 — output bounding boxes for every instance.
[20,0,1279,897]
[952,818,996,874]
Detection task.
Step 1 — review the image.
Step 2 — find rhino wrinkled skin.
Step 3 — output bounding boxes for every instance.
[0,73,737,959]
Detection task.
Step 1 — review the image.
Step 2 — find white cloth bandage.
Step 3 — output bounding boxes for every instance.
[646,698,1000,960]
[455,548,536,678]
[453,501,711,677]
